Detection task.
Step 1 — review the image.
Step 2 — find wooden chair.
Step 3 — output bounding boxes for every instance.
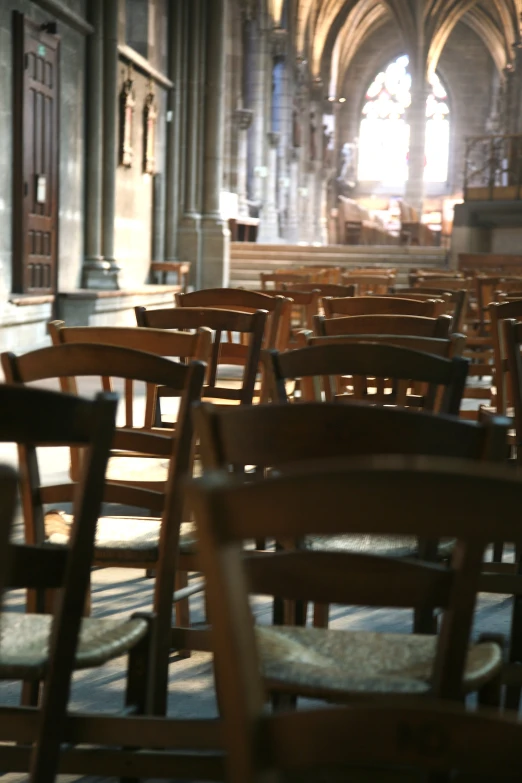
[487,300,522,417]
[0,384,158,781]
[260,272,310,290]
[48,321,212,428]
[175,288,290,351]
[409,268,463,285]
[264,341,468,415]
[0,465,16,597]
[2,345,205,716]
[340,273,394,295]
[282,281,357,299]
[324,295,446,319]
[196,401,508,634]
[136,305,267,406]
[315,313,453,339]
[150,260,190,289]
[188,456,512,766]
[352,266,397,275]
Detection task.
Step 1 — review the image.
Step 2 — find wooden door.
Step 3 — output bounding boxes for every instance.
[12,13,59,294]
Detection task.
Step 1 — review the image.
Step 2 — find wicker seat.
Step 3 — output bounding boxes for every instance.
[0,614,149,679]
[304,534,455,559]
[257,626,502,698]
[45,511,198,557]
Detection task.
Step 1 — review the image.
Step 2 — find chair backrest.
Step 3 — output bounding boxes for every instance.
[278,266,341,284]
[260,272,310,290]
[247,289,320,331]
[196,401,509,471]
[175,288,289,350]
[339,274,393,295]
[189,457,522,782]
[48,321,212,427]
[324,295,445,319]
[283,281,357,298]
[0,384,116,740]
[2,346,205,546]
[402,287,468,332]
[136,305,267,405]
[489,300,522,414]
[201,698,522,783]
[315,313,453,339]
[352,266,397,275]
[264,342,469,414]
[304,332,466,359]
[414,277,473,292]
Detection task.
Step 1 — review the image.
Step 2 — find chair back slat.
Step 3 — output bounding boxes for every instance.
[306,332,466,358]
[489,300,522,414]
[324,295,445,319]
[315,313,453,338]
[283,282,357,298]
[195,401,509,472]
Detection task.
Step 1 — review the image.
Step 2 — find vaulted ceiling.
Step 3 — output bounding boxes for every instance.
[269,0,522,93]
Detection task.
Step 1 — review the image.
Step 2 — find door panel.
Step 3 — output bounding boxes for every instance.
[12,13,59,294]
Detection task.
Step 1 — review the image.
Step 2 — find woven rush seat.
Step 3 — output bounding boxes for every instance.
[257,626,502,698]
[304,535,455,559]
[0,614,149,679]
[45,511,198,559]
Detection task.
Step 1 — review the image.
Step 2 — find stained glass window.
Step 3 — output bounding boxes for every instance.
[357,55,450,184]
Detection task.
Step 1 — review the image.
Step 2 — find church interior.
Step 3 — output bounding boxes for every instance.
[3,2,522,781]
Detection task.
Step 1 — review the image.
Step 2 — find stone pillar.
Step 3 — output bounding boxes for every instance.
[257,132,282,243]
[99,0,121,288]
[178,0,202,286]
[286,148,300,243]
[246,15,267,208]
[164,0,183,262]
[83,0,112,288]
[200,0,230,288]
[306,164,316,244]
[234,109,254,217]
[405,78,428,213]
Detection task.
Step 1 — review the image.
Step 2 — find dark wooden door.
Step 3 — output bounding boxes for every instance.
[12,13,59,294]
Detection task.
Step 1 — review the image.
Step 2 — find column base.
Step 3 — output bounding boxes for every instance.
[81,258,120,290]
[178,215,202,288]
[200,216,230,288]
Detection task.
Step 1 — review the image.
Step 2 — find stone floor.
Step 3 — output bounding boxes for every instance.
[0,376,514,781]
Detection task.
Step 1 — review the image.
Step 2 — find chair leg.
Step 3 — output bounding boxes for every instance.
[506,555,522,711]
[174,571,191,660]
[121,613,155,783]
[313,602,329,629]
[492,542,504,563]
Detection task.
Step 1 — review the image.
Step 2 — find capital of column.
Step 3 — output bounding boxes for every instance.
[234,108,254,131]
[267,131,281,149]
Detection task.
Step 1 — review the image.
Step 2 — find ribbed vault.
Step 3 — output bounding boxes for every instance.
[293,0,522,89]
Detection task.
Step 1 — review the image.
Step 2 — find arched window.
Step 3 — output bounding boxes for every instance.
[357,55,450,185]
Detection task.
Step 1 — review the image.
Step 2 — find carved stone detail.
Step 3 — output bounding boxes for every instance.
[270,27,288,60]
[267,131,281,148]
[234,108,254,131]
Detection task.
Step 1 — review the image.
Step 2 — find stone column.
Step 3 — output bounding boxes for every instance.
[286,148,299,243]
[99,0,121,288]
[405,78,428,212]
[257,131,282,243]
[246,15,267,207]
[164,0,184,262]
[200,0,230,288]
[234,109,254,217]
[177,0,202,286]
[82,0,112,288]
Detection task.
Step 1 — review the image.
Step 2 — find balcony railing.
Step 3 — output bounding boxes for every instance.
[464,134,522,201]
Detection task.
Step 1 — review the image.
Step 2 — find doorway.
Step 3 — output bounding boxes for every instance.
[12,12,59,294]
